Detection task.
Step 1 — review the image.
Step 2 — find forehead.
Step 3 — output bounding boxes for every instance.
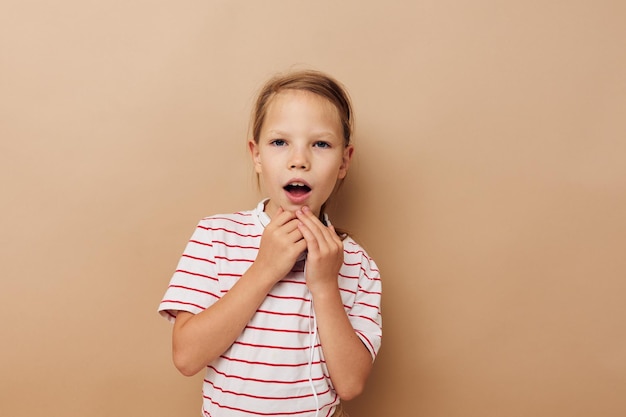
[264,89,342,126]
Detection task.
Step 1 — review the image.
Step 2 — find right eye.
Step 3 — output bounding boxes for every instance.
[270,139,286,146]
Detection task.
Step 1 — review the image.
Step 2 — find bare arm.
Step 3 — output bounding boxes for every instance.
[172,263,277,376]
[310,285,373,400]
[296,206,373,400]
[172,208,307,376]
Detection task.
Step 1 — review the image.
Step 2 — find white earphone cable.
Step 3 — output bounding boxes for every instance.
[305,263,320,417]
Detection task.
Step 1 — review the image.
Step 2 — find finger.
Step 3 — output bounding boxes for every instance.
[292,238,308,256]
[296,215,326,251]
[282,218,304,236]
[296,208,344,259]
[295,206,325,232]
[285,220,305,242]
[327,224,343,246]
[270,208,297,228]
[297,220,320,252]
[317,222,341,248]
[296,207,332,246]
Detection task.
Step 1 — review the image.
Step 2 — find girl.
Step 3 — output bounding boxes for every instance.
[159,69,382,417]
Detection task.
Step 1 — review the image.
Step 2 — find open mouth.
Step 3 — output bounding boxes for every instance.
[283,182,311,197]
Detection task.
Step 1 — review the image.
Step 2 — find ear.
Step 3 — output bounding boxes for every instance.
[337,145,354,179]
[248,139,262,173]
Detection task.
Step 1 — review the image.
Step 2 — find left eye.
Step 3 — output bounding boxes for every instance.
[313,141,330,148]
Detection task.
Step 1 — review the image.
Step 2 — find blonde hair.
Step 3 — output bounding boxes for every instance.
[251,69,353,147]
[250,69,354,237]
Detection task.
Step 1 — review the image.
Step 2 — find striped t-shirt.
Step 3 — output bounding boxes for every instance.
[158,200,382,417]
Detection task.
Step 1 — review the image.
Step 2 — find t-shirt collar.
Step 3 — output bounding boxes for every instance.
[253,199,331,229]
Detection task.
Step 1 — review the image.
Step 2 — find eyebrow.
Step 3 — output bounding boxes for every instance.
[266,130,338,140]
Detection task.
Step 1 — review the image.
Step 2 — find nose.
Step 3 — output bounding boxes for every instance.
[289,146,310,170]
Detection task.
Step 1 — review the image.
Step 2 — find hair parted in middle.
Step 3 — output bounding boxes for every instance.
[250,69,354,148]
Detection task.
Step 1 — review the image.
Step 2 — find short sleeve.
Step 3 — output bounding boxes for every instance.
[348,253,382,361]
[158,220,221,322]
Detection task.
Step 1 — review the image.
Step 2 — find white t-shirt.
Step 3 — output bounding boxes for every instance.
[159,200,382,417]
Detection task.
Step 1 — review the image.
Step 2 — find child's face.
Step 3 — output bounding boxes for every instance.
[249,89,353,218]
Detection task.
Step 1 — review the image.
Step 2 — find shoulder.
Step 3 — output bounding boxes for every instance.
[342,236,373,260]
[193,209,262,244]
[196,209,257,231]
[342,236,380,276]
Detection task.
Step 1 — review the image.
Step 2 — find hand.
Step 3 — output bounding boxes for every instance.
[295,206,344,294]
[254,207,307,283]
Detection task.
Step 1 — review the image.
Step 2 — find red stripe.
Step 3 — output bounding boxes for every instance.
[279,279,306,285]
[204,378,330,400]
[339,287,357,296]
[169,284,217,297]
[202,393,338,417]
[341,249,380,273]
[357,287,381,296]
[355,330,377,355]
[256,309,310,319]
[161,299,207,311]
[203,398,319,417]
[234,211,253,217]
[267,293,311,302]
[232,341,320,351]
[215,255,254,263]
[213,239,259,250]
[182,254,215,264]
[218,355,322,368]
[175,269,218,281]
[349,313,380,326]
[360,268,381,280]
[245,325,310,335]
[361,257,380,273]
[197,225,262,238]
[355,300,380,310]
[207,216,256,226]
[343,249,365,255]
[338,272,359,280]
[189,239,212,247]
[207,365,324,384]
[219,272,243,278]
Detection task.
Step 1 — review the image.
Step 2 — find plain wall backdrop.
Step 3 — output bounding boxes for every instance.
[1,1,625,416]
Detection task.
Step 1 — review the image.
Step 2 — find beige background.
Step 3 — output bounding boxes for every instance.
[2,1,625,416]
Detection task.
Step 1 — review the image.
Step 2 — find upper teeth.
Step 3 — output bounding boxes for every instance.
[289,182,306,187]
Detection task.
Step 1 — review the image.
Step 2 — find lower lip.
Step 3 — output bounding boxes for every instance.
[284,188,312,205]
